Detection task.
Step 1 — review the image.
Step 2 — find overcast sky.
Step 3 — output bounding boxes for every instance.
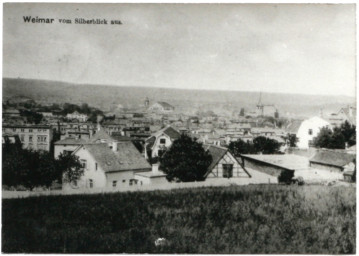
[3,3,356,97]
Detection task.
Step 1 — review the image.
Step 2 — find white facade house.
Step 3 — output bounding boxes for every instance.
[145,126,181,159]
[295,116,332,149]
[63,141,151,190]
[148,102,175,113]
[66,111,88,122]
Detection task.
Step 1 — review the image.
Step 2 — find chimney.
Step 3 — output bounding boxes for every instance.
[152,163,159,173]
[112,141,118,152]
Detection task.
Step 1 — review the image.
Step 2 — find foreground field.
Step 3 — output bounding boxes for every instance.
[2,185,356,253]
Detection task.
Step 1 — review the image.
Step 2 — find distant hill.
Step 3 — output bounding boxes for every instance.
[2,78,355,118]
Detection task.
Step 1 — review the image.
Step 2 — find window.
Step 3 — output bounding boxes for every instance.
[21,129,25,132]
[89,179,93,188]
[37,136,47,142]
[29,129,33,132]
[112,181,117,187]
[80,159,87,169]
[64,150,73,155]
[160,138,166,144]
[129,179,137,186]
[308,129,313,135]
[223,164,233,178]
[20,135,25,142]
[95,163,98,171]
[12,128,16,132]
[29,136,33,142]
[122,179,126,183]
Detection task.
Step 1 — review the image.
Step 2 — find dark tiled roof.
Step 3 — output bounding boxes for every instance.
[163,126,181,140]
[157,102,174,109]
[111,133,134,141]
[203,144,228,172]
[3,124,51,129]
[54,138,89,145]
[310,150,355,168]
[84,142,151,172]
[89,129,116,143]
[145,136,156,151]
[286,120,303,134]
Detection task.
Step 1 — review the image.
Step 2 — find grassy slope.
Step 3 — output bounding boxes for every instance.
[2,185,356,253]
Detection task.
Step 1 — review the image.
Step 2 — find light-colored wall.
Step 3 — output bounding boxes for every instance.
[297,117,331,149]
[64,147,107,190]
[105,168,150,188]
[151,133,173,158]
[134,174,167,186]
[207,151,249,178]
[3,127,53,151]
[310,162,343,173]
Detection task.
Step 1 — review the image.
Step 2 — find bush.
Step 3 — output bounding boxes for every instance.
[277,169,294,184]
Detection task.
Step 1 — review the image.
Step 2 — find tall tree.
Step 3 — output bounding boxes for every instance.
[57,153,83,184]
[252,136,282,154]
[285,133,298,147]
[160,134,212,182]
[313,123,354,149]
[228,139,255,156]
[313,127,334,149]
[340,121,356,147]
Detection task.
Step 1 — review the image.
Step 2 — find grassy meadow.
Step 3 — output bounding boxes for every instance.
[2,184,356,254]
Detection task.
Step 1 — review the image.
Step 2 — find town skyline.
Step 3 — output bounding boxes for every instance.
[3,3,356,97]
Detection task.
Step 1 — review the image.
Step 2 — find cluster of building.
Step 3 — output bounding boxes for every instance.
[2,95,356,191]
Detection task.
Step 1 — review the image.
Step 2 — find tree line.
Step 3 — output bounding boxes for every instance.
[313,121,356,149]
[2,140,83,190]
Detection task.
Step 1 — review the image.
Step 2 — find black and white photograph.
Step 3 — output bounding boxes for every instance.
[1,2,356,254]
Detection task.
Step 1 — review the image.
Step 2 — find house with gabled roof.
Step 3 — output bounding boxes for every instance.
[203,144,251,179]
[64,141,151,190]
[89,128,117,144]
[309,150,356,173]
[148,101,175,113]
[66,111,88,122]
[145,125,181,159]
[286,117,331,149]
[54,137,89,158]
[328,105,356,127]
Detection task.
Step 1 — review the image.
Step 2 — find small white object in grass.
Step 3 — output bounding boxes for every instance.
[155,237,167,247]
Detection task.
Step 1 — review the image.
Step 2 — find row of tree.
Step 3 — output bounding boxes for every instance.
[228,136,283,156]
[2,141,83,190]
